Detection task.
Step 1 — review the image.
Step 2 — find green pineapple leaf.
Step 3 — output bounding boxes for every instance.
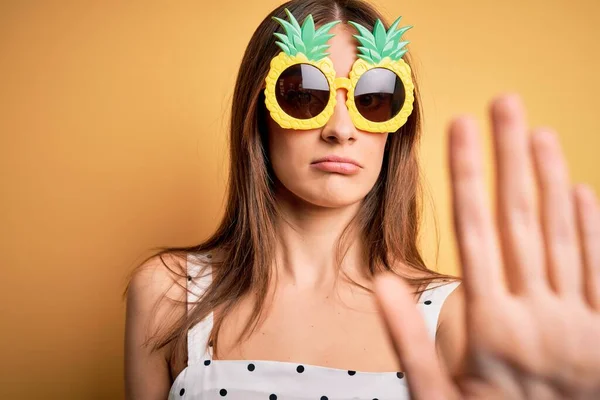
[395,49,408,59]
[386,17,402,42]
[387,17,402,33]
[275,42,291,55]
[272,9,340,61]
[357,46,371,55]
[382,40,394,57]
[273,18,301,40]
[292,33,307,54]
[312,33,335,47]
[285,9,302,34]
[315,21,340,38]
[348,21,374,40]
[357,54,374,64]
[373,20,387,52]
[273,33,292,48]
[369,48,381,64]
[310,44,330,55]
[350,17,413,64]
[301,15,315,50]
[348,21,376,64]
[354,36,376,50]
[387,25,412,44]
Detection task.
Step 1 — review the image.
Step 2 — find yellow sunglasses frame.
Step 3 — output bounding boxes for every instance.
[264,52,415,133]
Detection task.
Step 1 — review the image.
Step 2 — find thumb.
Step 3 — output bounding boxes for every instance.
[374,272,459,400]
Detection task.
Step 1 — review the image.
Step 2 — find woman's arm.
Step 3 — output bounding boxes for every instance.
[124,254,187,400]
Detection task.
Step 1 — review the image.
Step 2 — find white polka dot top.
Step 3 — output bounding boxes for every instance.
[168,253,460,400]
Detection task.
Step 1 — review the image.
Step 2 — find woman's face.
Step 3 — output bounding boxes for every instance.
[267,24,389,208]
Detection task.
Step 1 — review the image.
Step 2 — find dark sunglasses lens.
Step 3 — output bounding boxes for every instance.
[275,64,330,120]
[354,68,405,123]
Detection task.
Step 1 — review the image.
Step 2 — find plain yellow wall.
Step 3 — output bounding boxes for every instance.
[1,1,598,398]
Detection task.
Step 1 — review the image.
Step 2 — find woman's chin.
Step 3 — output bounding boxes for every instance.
[297,191,366,209]
[274,180,369,209]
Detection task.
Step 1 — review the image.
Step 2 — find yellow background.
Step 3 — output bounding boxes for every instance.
[1,0,598,398]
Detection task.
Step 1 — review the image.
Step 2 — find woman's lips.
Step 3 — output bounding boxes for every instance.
[311,161,360,174]
[310,156,362,175]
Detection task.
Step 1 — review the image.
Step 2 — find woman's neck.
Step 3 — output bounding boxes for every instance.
[272,190,368,290]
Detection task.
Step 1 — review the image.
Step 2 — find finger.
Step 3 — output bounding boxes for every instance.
[373,273,458,400]
[449,115,505,300]
[574,184,600,310]
[531,129,583,298]
[490,95,546,293]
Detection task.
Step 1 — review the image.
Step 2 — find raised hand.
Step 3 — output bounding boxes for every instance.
[375,94,600,399]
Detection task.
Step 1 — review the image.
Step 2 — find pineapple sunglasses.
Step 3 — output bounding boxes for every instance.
[264,9,415,134]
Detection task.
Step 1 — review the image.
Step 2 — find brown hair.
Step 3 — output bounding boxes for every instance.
[124,0,455,370]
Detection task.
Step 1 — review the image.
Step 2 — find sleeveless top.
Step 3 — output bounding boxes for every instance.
[168,253,460,400]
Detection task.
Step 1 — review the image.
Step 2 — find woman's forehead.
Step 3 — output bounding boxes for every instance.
[326,24,359,78]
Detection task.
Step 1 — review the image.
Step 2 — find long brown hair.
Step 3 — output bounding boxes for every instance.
[124,0,455,369]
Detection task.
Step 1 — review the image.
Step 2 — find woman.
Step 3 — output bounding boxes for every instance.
[124,1,600,399]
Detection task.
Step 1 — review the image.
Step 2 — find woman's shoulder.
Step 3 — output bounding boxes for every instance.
[125,252,192,350]
[128,250,216,291]
[127,252,190,305]
[125,250,218,324]
[124,252,191,399]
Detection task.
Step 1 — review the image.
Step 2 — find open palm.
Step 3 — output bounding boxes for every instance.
[375,94,600,399]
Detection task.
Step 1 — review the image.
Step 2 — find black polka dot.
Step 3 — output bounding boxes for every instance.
[347,370,356,376]
[424,300,432,305]
[247,363,255,371]
[187,275,192,281]
[296,365,305,373]
[397,372,405,379]
[204,360,211,366]
[219,389,227,396]
[269,395,277,400]
[320,397,328,400]
[179,388,185,396]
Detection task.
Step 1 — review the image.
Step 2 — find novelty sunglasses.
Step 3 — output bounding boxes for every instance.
[264,9,415,134]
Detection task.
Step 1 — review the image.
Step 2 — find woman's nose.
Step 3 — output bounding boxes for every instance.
[320,89,357,144]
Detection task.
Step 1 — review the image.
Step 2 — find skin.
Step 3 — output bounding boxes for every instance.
[124,24,600,400]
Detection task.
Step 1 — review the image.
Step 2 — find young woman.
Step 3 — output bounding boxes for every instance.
[124,1,600,399]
